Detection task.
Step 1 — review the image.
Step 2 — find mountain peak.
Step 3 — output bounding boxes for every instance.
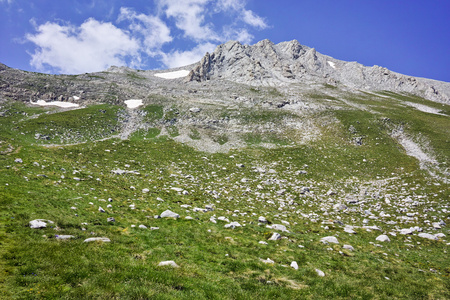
[186,39,450,104]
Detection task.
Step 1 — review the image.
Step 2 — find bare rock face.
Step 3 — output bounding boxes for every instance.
[187,39,450,104]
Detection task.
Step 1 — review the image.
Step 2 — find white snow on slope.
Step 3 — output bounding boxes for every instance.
[31,100,79,108]
[124,99,143,109]
[154,70,190,79]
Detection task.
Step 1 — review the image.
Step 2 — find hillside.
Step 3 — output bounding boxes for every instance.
[0,39,449,299]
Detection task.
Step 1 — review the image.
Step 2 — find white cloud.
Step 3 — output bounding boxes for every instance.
[160,42,216,68]
[25,1,269,73]
[158,0,219,41]
[26,19,140,74]
[242,9,268,29]
[217,0,268,29]
[118,7,172,54]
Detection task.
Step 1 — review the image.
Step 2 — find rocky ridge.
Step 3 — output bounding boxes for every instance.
[187,39,450,104]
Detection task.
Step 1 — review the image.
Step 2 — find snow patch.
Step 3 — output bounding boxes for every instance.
[31,100,79,108]
[73,96,80,100]
[154,70,190,79]
[124,99,143,109]
[327,61,336,69]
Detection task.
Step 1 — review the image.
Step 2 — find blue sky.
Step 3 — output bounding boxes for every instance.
[1,0,449,82]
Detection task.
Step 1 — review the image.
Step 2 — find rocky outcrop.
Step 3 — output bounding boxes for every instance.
[187,39,450,104]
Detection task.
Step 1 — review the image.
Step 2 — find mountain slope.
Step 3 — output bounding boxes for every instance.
[0,39,449,299]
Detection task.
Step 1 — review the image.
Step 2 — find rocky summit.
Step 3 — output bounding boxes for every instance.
[0,39,449,299]
[187,39,450,104]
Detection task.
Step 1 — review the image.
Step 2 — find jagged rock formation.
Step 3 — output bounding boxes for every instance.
[187,39,450,104]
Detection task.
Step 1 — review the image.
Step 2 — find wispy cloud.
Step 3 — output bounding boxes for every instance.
[25,0,268,74]
[118,7,172,54]
[158,0,219,41]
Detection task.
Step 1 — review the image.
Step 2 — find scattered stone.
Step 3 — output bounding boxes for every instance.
[432,223,442,229]
[268,232,281,240]
[418,233,438,240]
[14,158,23,163]
[320,236,339,244]
[224,222,242,229]
[376,235,391,242]
[29,219,54,229]
[343,244,355,251]
[189,107,202,113]
[139,225,148,229]
[315,269,325,277]
[258,216,268,223]
[151,227,159,230]
[142,188,150,193]
[55,235,75,240]
[83,237,110,243]
[260,258,275,264]
[399,228,414,235]
[344,226,356,234]
[158,261,179,268]
[290,261,299,270]
[259,241,268,245]
[270,224,288,232]
[98,207,105,213]
[160,210,180,218]
[333,203,347,211]
[107,217,115,222]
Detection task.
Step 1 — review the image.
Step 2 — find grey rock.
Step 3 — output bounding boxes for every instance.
[270,224,288,232]
[189,107,201,113]
[268,232,282,240]
[344,226,356,234]
[224,222,242,229]
[260,258,275,264]
[55,235,75,240]
[160,210,180,218]
[218,216,230,222]
[315,269,325,277]
[343,244,355,251]
[107,217,115,222]
[158,260,179,268]
[320,236,339,244]
[376,235,391,242]
[258,216,268,223]
[83,237,110,243]
[333,203,347,211]
[418,233,438,240]
[399,228,414,235]
[29,219,54,229]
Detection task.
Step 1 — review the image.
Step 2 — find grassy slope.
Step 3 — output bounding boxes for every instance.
[0,97,449,299]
